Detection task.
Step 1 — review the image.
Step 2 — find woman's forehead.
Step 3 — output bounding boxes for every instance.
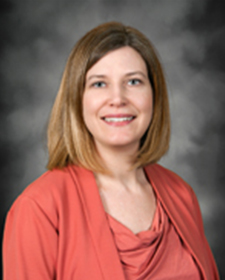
[86,46,148,79]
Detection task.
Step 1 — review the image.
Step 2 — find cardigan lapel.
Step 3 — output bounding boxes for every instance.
[144,164,210,279]
[69,165,126,280]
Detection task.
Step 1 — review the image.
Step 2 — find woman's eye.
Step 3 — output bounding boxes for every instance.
[128,79,141,86]
[92,81,106,88]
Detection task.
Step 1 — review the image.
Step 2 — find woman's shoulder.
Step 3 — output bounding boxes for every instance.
[145,163,196,203]
[23,164,89,196]
[8,165,86,219]
[146,163,192,188]
[23,166,72,195]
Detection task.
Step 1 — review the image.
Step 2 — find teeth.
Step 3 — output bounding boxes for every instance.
[104,117,133,122]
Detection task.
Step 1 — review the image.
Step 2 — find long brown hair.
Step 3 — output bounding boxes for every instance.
[47,22,170,173]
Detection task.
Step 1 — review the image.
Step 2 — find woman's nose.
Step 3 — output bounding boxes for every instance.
[109,85,127,107]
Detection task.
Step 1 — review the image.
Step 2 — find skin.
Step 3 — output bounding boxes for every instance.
[83,46,156,234]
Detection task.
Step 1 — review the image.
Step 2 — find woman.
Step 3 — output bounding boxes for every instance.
[3,22,219,279]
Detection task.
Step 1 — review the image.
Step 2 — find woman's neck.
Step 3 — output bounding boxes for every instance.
[94,143,148,192]
[97,142,137,173]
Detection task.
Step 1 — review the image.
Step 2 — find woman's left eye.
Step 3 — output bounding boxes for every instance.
[128,79,141,86]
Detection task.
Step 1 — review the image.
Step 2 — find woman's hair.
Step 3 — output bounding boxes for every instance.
[47,21,170,173]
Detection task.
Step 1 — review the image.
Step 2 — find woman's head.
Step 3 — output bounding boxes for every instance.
[47,21,170,172]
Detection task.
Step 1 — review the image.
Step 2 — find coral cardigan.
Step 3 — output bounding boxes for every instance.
[3,164,219,280]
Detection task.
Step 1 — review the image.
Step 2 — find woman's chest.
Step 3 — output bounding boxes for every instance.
[99,183,156,234]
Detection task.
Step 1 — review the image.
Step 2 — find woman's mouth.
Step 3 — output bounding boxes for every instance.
[103,116,135,123]
[101,115,136,126]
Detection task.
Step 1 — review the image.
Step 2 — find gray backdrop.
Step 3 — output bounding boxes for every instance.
[1,0,224,278]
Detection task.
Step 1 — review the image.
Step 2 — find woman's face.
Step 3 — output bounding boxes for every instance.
[82,46,153,153]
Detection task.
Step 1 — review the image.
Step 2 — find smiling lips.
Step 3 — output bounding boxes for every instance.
[102,115,136,126]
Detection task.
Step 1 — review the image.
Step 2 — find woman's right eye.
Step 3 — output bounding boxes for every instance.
[92,81,106,88]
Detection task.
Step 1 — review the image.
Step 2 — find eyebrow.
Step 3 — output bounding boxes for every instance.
[125,71,148,79]
[86,74,106,82]
[86,71,147,81]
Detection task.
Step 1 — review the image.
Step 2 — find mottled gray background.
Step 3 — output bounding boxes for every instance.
[1,0,224,278]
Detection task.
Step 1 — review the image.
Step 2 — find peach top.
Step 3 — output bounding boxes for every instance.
[107,200,202,280]
[3,164,219,279]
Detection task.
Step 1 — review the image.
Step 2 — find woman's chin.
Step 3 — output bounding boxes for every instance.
[95,139,140,152]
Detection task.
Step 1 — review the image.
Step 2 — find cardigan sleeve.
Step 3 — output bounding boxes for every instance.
[170,170,220,279]
[189,187,220,279]
[3,195,58,280]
